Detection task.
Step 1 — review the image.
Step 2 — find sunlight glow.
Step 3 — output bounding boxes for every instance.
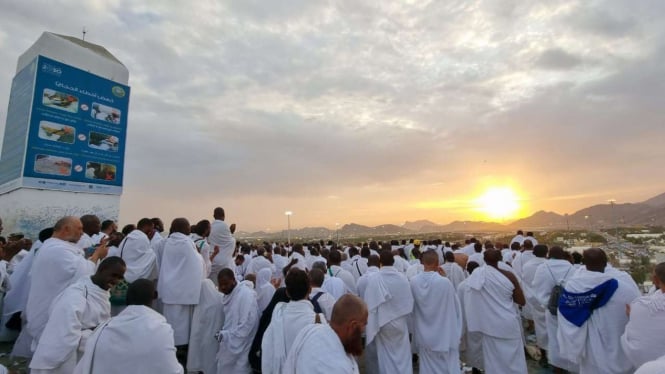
[473,187,521,221]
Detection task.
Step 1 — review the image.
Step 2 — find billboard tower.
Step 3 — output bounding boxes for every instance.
[0,32,130,237]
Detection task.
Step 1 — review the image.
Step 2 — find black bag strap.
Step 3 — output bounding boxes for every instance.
[310,291,324,314]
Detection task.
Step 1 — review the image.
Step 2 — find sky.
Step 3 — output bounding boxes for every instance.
[0,0,664,232]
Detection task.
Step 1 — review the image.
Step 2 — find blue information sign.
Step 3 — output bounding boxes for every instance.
[22,56,130,195]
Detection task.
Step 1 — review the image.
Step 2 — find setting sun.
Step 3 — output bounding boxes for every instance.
[474,187,521,221]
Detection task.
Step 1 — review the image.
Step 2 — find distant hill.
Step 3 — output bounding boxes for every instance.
[643,192,665,209]
[402,219,440,231]
[510,191,665,229]
[509,211,566,229]
[236,191,665,239]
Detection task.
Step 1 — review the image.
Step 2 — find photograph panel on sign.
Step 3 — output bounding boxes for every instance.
[42,88,79,113]
[91,102,121,124]
[85,161,116,181]
[88,131,119,152]
[38,121,76,144]
[34,154,72,176]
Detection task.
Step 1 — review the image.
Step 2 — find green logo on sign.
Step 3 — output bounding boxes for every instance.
[112,86,126,98]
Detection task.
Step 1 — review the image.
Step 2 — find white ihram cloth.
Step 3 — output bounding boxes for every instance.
[405,264,424,280]
[467,252,485,267]
[410,272,462,374]
[187,279,224,374]
[3,246,36,319]
[510,234,524,246]
[76,233,94,253]
[557,267,640,374]
[349,256,369,281]
[392,255,409,273]
[457,278,483,370]
[217,283,258,374]
[30,277,110,374]
[363,266,414,374]
[621,289,665,368]
[532,259,577,371]
[309,287,336,321]
[356,266,379,299]
[283,323,359,374]
[74,305,183,374]
[261,300,322,374]
[158,233,204,345]
[289,252,307,271]
[522,256,547,348]
[525,236,538,246]
[246,255,274,276]
[635,354,665,374]
[511,250,534,280]
[116,230,158,282]
[463,266,527,374]
[322,275,346,299]
[209,220,236,280]
[192,234,212,277]
[330,265,357,294]
[26,238,96,346]
[256,268,275,313]
[441,262,466,290]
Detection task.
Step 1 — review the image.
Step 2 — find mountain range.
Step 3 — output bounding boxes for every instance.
[237,192,665,239]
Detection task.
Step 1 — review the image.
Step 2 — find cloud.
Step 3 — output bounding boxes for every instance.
[535,48,583,70]
[1,1,664,230]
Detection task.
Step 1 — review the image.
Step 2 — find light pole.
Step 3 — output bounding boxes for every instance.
[335,223,340,244]
[285,211,292,245]
[608,199,619,250]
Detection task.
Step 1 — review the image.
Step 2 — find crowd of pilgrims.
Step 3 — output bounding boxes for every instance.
[0,208,663,374]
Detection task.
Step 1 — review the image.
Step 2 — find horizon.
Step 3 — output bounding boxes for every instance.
[2,2,665,232]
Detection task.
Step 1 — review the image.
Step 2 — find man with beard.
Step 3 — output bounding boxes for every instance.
[30,257,126,373]
[26,217,108,350]
[283,294,367,373]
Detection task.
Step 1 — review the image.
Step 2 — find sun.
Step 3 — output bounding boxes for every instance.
[473,187,521,221]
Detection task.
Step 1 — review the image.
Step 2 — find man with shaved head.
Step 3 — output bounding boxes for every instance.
[410,250,462,373]
[532,246,577,372]
[26,216,109,351]
[621,262,665,368]
[157,218,204,364]
[460,248,527,373]
[283,294,367,373]
[557,248,640,374]
[363,250,414,374]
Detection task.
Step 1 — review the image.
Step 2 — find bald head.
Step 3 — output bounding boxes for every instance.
[331,294,367,326]
[53,216,83,243]
[583,248,607,272]
[421,250,439,272]
[330,294,368,356]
